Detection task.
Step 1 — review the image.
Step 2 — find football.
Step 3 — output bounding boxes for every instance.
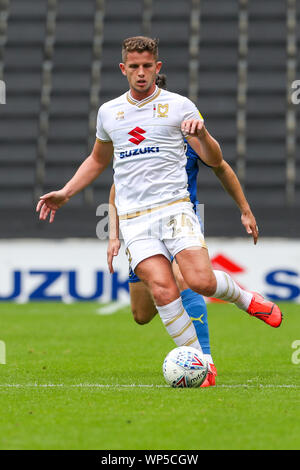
[163,346,208,388]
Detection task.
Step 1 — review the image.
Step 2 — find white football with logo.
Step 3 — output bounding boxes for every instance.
[163,346,208,388]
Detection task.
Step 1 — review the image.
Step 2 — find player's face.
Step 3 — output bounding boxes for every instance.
[120,51,162,98]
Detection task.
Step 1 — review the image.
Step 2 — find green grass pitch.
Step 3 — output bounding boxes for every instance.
[0,301,299,450]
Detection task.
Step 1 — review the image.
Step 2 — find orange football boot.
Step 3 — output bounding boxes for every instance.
[247,292,283,328]
[201,363,217,388]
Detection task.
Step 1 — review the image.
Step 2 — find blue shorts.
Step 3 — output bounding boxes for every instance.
[128,266,141,283]
[128,207,203,283]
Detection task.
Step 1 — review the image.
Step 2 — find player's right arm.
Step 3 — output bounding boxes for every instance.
[107,183,121,274]
[36,139,113,223]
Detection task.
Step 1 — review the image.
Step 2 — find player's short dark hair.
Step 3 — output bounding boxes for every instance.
[122,36,159,62]
[155,74,167,89]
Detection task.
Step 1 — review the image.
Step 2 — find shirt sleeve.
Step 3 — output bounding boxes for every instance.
[181,97,204,122]
[96,106,112,142]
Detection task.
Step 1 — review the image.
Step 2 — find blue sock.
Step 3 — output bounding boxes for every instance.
[181,288,211,355]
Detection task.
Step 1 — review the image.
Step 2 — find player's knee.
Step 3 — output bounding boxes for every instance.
[150,281,179,306]
[132,308,151,325]
[186,273,216,297]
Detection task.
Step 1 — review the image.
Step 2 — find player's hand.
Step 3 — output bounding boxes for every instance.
[107,238,121,274]
[181,119,206,139]
[36,189,69,223]
[241,211,259,245]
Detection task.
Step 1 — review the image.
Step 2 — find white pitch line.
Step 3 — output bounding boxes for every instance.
[0,384,299,389]
[96,302,129,315]
[0,384,168,389]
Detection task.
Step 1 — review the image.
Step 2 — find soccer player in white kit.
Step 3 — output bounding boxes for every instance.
[37,37,282,361]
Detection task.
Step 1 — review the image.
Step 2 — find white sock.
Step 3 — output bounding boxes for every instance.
[213,270,253,311]
[204,354,213,365]
[156,297,203,352]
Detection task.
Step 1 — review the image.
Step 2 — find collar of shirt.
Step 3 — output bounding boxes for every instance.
[127,85,159,106]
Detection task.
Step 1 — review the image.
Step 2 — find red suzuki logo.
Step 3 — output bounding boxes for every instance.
[128,127,146,145]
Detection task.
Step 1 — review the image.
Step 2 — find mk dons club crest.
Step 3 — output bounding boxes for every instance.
[153,103,169,118]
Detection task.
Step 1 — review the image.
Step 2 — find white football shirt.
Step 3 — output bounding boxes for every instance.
[96,86,202,215]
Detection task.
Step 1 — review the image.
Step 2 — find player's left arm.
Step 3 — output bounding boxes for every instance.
[181,119,222,167]
[212,160,259,245]
[182,112,258,244]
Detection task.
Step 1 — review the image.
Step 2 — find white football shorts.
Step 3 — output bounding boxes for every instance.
[119,200,206,272]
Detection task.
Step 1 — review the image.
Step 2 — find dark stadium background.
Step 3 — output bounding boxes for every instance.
[0,0,299,239]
